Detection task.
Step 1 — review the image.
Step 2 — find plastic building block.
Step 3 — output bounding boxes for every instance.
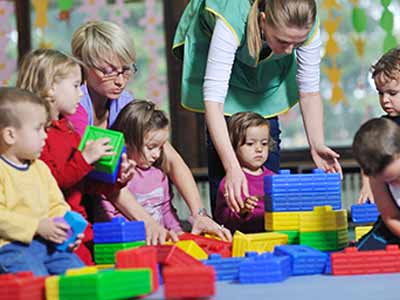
[232,231,288,257]
[331,245,400,275]
[94,241,145,264]
[87,147,125,183]
[265,211,300,231]
[274,245,328,275]
[238,252,291,284]
[299,206,348,232]
[95,264,114,270]
[351,203,380,224]
[163,265,215,299]
[178,233,232,257]
[0,272,45,300]
[66,266,97,276]
[45,276,59,300]
[299,228,349,251]
[93,218,146,244]
[58,269,152,300]
[203,253,244,281]
[115,246,159,292]
[55,211,88,251]
[264,169,341,212]
[155,245,204,267]
[174,240,208,260]
[276,230,299,244]
[78,126,125,183]
[354,225,373,241]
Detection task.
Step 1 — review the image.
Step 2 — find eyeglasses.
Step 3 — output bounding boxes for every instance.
[93,63,138,80]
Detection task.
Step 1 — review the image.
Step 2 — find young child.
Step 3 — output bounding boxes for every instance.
[95,100,183,236]
[353,117,400,250]
[16,48,114,265]
[0,87,84,275]
[358,48,400,204]
[214,112,275,233]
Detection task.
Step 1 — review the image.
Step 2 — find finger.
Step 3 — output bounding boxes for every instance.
[169,231,179,243]
[221,227,232,242]
[98,137,111,144]
[54,222,70,231]
[158,230,167,245]
[227,186,240,213]
[233,183,244,211]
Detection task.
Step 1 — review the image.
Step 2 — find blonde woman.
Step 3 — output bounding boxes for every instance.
[173,0,342,215]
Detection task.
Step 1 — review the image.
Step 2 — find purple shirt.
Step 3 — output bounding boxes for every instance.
[214,167,274,233]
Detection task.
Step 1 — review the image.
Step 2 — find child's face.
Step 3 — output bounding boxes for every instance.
[236,125,270,172]
[12,103,48,163]
[375,75,400,116]
[132,127,169,169]
[51,65,83,119]
[376,157,400,187]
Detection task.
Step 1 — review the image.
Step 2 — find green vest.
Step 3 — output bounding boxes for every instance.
[172,0,319,117]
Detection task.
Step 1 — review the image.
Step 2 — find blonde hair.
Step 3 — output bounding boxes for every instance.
[111,100,169,170]
[247,0,316,58]
[16,48,82,102]
[371,47,400,86]
[71,20,136,69]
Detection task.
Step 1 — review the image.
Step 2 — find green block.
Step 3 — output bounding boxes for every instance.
[78,126,125,174]
[276,230,299,244]
[59,269,152,300]
[94,241,145,264]
[299,229,349,251]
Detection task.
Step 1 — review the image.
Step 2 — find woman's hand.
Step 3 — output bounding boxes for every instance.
[117,153,136,185]
[191,215,232,242]
[144,218,179,245]
[358,173,374,204]
[310,144,342,178]
[223,166,248,213]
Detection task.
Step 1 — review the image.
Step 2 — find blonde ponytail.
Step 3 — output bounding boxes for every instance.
[247,0,262,59]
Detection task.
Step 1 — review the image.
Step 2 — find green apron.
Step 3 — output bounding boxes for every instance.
[172,0,319,117]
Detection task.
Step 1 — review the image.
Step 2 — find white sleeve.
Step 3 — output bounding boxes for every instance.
[296,28,321,93]
[203,18,239,103]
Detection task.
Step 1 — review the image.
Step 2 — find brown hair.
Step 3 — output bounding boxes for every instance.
[247,0,316,58]
[227,111,275,151]
[353,117,400,176]
[111,100,169,170]
[371,47,400,86]
[0,87,49,130]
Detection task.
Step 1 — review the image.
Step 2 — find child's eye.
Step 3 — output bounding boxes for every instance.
[389,91,398,96]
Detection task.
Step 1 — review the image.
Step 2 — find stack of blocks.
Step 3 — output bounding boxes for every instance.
[78,126,125,183]
[264,169,348,251]
[351,203,379,241]
[93,217,146,264]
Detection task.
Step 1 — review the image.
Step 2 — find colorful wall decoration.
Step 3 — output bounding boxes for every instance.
[0,1,16,86]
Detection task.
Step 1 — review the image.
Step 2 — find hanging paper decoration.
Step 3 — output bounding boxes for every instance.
[379,0,397,52]
[78,0,106,22]
[321,0,346,106]
[109,0,131,26]
[57,0,74,22]
[138,0,167,105]
[351,0,367,57]
[31,0,51,49]
[0,2,16,86]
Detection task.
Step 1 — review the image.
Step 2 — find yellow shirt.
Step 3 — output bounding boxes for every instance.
[0,157,69,247]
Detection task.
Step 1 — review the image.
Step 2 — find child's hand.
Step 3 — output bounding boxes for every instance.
[239,196,259,216]
[117,153,136,185]
[68,233,84,252]
[82,138,115,165]
[36,218,69,244]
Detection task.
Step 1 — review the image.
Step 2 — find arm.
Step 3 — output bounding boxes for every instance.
[358,170,374,204]
[370,177,400,237]
[160,178,183,233]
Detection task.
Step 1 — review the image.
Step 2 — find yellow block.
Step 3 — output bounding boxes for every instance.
[45,276,59,300]
[96,264,114,270]
[265,211,300,231]
[299,206,348,232]
[232,231,288,257]
[65,266,98,276]
[355,226,373,241]
[175,240,208,260]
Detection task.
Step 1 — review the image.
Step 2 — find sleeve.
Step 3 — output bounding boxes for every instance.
[160,177,183,233]
[203,18,239,103]
[0,175,38,244]
[40,136,93,189]
[65,104,89,137]
[295,27,321,93]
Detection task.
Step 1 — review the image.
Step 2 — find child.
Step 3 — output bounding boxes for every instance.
[358,48,400,204]
[95,100,183,236]
[0,87,84,275]
[16,48,114,265]
[214,112,275,233]
[353,117,400,250]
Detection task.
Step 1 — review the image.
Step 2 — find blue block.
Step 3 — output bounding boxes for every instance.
[93,217,146,243]
[88,147,126,184]
[239,252,291,284]
[351,204,379,224]
[274,245,327,275]
[56,211,88,251]
[203,254,244,281]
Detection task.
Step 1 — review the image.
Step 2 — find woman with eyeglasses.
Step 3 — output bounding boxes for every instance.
[67,20,232,244]
[173,0,343,216]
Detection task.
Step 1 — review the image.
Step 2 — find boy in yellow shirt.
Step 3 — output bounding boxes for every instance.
[0,87,84,275]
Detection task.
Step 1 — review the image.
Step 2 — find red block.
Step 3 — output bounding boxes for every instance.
[179,233,232,257]
[331,245,400,275]
[155,245,204,267]
[115,246,159,292]
[163,265,215,299]
[0,272,45,300]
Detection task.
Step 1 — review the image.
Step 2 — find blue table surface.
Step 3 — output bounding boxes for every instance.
[146,273,400,300]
